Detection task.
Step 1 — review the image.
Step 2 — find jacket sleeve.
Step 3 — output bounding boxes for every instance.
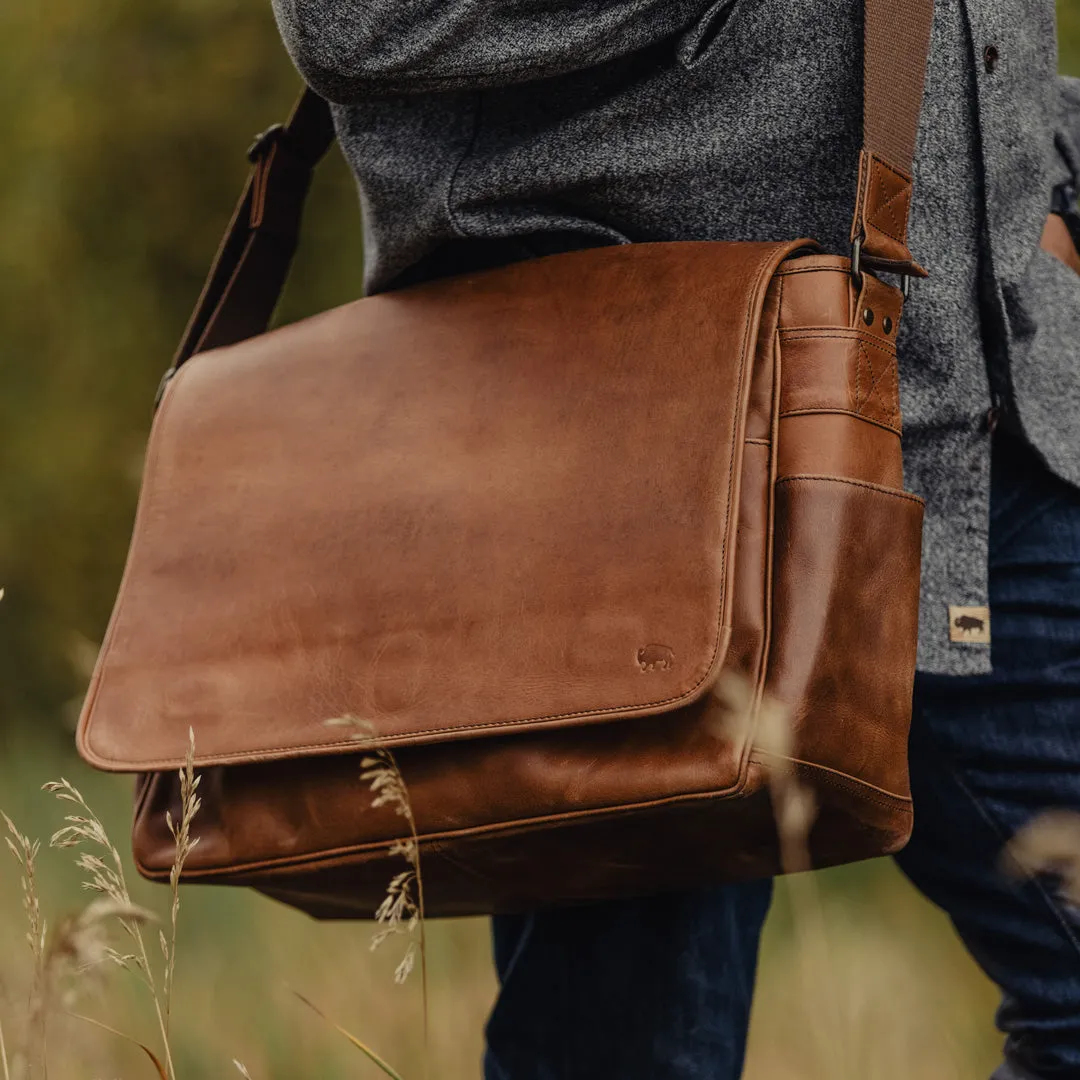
[271,0,707,101]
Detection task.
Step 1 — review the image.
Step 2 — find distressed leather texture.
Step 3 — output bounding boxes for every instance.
[80,241,794,770]
[80,245,923,917]
[852,151,928,279]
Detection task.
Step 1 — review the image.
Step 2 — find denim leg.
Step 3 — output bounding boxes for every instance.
[895,435,1080,1080]
[484,879,772,1080]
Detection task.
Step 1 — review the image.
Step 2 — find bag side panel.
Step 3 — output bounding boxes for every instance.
[759,264,919,852]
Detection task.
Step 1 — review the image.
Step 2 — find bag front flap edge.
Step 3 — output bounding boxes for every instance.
[77,240,806,773]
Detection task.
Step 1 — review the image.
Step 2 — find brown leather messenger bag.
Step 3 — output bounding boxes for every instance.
[77,0,933,918]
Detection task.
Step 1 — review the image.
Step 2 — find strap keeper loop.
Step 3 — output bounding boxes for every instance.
[247,124,286,164]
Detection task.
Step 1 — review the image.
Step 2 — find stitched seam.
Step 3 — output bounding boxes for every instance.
[137,779,751,878]
[775,474,924,505]
[751,750,912,807]
[775,264,849,277]
[779,329,896,352]
[859,340,899,426]
[855,330,866,412]
[870,154,913,186]
[86,245,799,771]
[96,662,720,767]
[868,177,909,243]
[863,155,913,245]
[77,358,196,764]
[777,329,899,426]
[779,407,901,437]
[781,328,898,425]
[711,243,781,693]
[743,327,784,774]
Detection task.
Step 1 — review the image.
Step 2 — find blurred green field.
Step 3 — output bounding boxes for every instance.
[4,2,1080,1077]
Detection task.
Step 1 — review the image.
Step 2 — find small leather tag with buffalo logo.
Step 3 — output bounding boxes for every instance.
[949,605,991,645]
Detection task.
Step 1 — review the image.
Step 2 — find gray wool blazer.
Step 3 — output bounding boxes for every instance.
[272,0,1080,674]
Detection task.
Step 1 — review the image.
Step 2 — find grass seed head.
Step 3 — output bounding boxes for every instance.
[1004,810,1080,906]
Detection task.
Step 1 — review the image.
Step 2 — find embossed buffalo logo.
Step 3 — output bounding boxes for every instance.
[954,614,986,634]
[637,644,675,672]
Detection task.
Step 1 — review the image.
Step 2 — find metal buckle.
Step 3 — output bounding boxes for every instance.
[247,124,286,164]
[851,235,912,299]
[851,235,864,292]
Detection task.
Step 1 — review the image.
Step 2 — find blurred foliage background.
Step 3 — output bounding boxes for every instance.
[0,2,365,731]
[1,3,1079,1077]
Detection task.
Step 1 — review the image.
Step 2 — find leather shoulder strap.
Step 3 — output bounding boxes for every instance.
[165,0,934,386]
[854,0,935,279]
[165,90,335,382]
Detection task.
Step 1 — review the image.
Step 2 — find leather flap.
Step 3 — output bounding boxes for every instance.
[78,240,806,771]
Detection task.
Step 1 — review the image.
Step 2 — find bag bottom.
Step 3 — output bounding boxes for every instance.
[135,762,910,920]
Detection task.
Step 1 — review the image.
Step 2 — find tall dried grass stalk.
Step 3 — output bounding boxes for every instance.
[293,990,407,1080]
[325,715,428,1077]
[3,812,47,1078]
[2,816,46,971]
[0,1013,10,1080]
[68,1009,168,1079]
[1004,810,1080,906]
[712,672,848,1078]
[44,777,173,1077]
[44,728,201,1080]
[162,731,202,1037]
[2,814,157,1079]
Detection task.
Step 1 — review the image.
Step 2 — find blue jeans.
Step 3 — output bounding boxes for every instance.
[484,434,1080,1080]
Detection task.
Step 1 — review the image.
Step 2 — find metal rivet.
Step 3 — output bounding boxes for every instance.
[984,45,1000,73]
[863,308,875,327]
[882,315,893,335]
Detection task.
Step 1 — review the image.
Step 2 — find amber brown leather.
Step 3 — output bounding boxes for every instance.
[857,0,935,276]
[80,241,802,771]
[120,250,923,917]
[864,0,934,178]
[852,151,929,280]
[79,0,933,918]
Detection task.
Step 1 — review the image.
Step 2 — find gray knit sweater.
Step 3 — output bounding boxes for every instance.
[272,0,1080,675]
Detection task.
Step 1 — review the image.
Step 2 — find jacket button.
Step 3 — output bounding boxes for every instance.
[984,45,1000,73]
